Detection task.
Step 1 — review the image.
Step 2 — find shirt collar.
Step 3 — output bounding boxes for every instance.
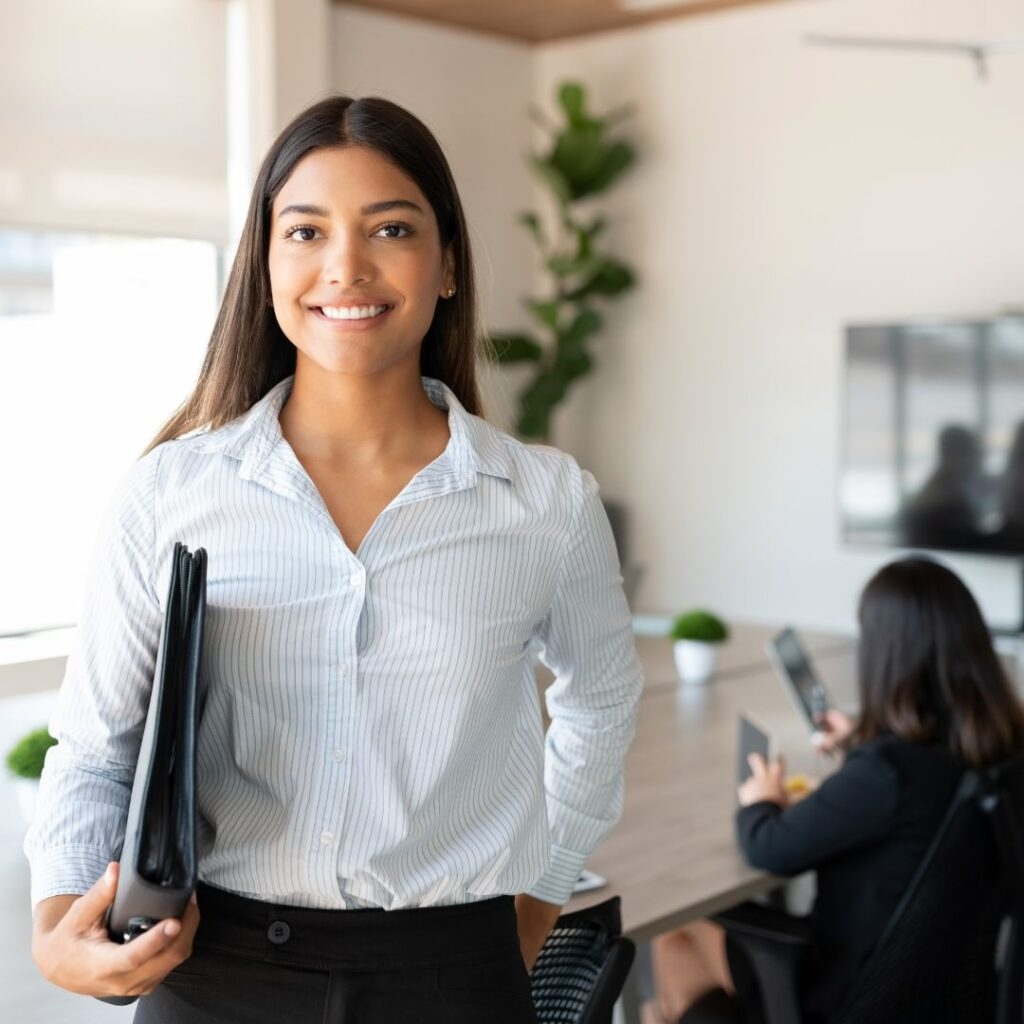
[191,374,512,486]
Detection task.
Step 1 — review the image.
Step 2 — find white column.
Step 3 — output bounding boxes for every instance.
[225,0,331,247]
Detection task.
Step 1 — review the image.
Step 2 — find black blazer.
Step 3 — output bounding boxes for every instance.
[736,736,963,1022]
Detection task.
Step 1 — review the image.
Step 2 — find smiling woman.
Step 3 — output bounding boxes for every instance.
[268,146,451,380]
[140,95,482,446]
[25,95,644,1024]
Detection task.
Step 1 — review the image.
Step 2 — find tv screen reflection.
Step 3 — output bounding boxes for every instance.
[842,318,1024,556]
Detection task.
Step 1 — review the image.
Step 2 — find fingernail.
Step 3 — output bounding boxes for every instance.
[165,921,180,938]
[189,891,197,906]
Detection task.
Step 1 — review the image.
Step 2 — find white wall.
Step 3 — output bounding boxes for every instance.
[9,0,1024,632]
[332,5,537,431]
[0,0,227,240]
[534,0,1024,630]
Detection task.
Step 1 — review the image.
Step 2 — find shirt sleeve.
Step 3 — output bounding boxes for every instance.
[735,745,900,877]
[527,464,644,905]
[23,448,164,908]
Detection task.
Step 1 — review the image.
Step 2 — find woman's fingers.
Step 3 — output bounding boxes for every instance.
[111,898,200,984]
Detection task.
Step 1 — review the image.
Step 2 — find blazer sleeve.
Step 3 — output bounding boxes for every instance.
[736,744,900,876]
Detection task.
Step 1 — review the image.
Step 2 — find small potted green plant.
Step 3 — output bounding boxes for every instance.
[670,610,729,685]
[6,727,57,824]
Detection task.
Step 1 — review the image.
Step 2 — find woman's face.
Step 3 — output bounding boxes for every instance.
[268,145,453,378]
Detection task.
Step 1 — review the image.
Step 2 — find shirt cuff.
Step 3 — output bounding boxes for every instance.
[28,845,111,909]
[526,844,589,906]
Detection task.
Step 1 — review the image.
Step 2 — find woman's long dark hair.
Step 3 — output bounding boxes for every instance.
[143,95,485,455]
[852,557,1024,767]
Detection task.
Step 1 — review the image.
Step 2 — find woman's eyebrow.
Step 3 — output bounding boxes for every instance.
[277,203,330,219]
[360,199,424,216]
[276,199,425,219]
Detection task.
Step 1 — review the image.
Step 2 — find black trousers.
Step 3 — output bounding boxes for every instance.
[134,882,538,1023]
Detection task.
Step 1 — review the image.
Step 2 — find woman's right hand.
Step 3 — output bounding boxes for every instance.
[31,861,200,999]
[812,709,855,756]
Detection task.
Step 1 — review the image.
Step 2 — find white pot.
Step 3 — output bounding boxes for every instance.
[14,777,39,826]
[673,640,718,685]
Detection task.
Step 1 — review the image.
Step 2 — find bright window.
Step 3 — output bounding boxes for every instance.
[0,227,220,636]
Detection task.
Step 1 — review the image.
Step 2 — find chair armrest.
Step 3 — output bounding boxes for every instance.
[712,902,814,946]
[712,902,811,1024]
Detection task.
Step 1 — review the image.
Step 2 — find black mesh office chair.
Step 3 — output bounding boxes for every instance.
[681,753,1024,1024]
[530,896,636,1024]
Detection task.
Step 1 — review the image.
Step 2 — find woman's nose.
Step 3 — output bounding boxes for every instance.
[320,235,375,286]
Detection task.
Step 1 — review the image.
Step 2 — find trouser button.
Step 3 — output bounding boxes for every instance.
[267,920,291,944]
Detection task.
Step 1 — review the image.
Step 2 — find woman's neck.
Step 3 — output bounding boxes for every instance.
[278,361,449,469]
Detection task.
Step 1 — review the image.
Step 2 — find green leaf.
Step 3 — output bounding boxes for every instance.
[561,308,603,344]
[564,260,636,302]
[550,125,607,199]
[557,82,589,128]
[547,252,598,279]
[554,342,594,380]
[530,156,572,206]
[518,368,570,439]
[488,333,543,364]
[580,140,635,197]
[526,299,560,331]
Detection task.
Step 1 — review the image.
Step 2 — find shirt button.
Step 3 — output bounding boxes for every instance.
[349,571,364,588]
[340,662,349,676]
[267,920,290,945]
[331,749,343,762]
[320,830,334,845]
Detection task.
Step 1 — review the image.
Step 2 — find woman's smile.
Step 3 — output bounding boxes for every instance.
[309,303,395,329]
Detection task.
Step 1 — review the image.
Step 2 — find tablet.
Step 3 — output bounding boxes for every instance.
[737,714,772,784]
[766,627,832,737]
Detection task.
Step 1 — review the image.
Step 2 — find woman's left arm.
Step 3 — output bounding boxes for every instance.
[526,464,645,914]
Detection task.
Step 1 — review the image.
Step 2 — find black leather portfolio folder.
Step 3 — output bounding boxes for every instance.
[100,541,207,1004]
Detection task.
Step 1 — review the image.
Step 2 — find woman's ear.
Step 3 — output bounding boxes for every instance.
[439,248,456,299]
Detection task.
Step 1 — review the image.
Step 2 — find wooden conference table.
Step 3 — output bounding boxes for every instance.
[542,622,859,1021]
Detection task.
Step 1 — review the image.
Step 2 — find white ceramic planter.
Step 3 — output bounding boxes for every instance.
[673,639,718,685]
[14,777,39,826]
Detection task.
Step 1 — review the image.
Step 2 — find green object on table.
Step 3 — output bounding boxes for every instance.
[670,610,729,643]
[6,727,57,779]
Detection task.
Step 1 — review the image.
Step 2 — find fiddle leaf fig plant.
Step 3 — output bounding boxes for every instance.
[489,81,637,441]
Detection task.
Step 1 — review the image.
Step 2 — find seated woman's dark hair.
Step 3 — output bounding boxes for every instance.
[853,557,1024,767]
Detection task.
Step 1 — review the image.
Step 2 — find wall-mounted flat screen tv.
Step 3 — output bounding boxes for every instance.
[842,318,1024,556]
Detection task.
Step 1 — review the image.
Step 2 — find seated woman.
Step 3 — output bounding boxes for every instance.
[644,557,1024,1024]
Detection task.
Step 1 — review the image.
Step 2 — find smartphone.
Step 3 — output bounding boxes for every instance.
[766,627,833,741]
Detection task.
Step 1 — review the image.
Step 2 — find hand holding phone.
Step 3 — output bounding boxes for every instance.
[811,708,855,757]
[767,628,835,737]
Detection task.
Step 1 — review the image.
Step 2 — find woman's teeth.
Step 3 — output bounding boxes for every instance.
[319,305,389,320]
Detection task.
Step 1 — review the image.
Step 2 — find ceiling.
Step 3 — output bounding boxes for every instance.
[334,0,794,44]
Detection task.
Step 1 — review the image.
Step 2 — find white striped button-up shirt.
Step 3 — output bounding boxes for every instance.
[26,375,644,910]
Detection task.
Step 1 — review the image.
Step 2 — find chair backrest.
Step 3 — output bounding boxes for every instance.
[530,895,636,1024]
[834,753,1024,1024]
[981,755,1024,1024]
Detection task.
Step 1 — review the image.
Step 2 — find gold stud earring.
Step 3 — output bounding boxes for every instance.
[446,287,456,298]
